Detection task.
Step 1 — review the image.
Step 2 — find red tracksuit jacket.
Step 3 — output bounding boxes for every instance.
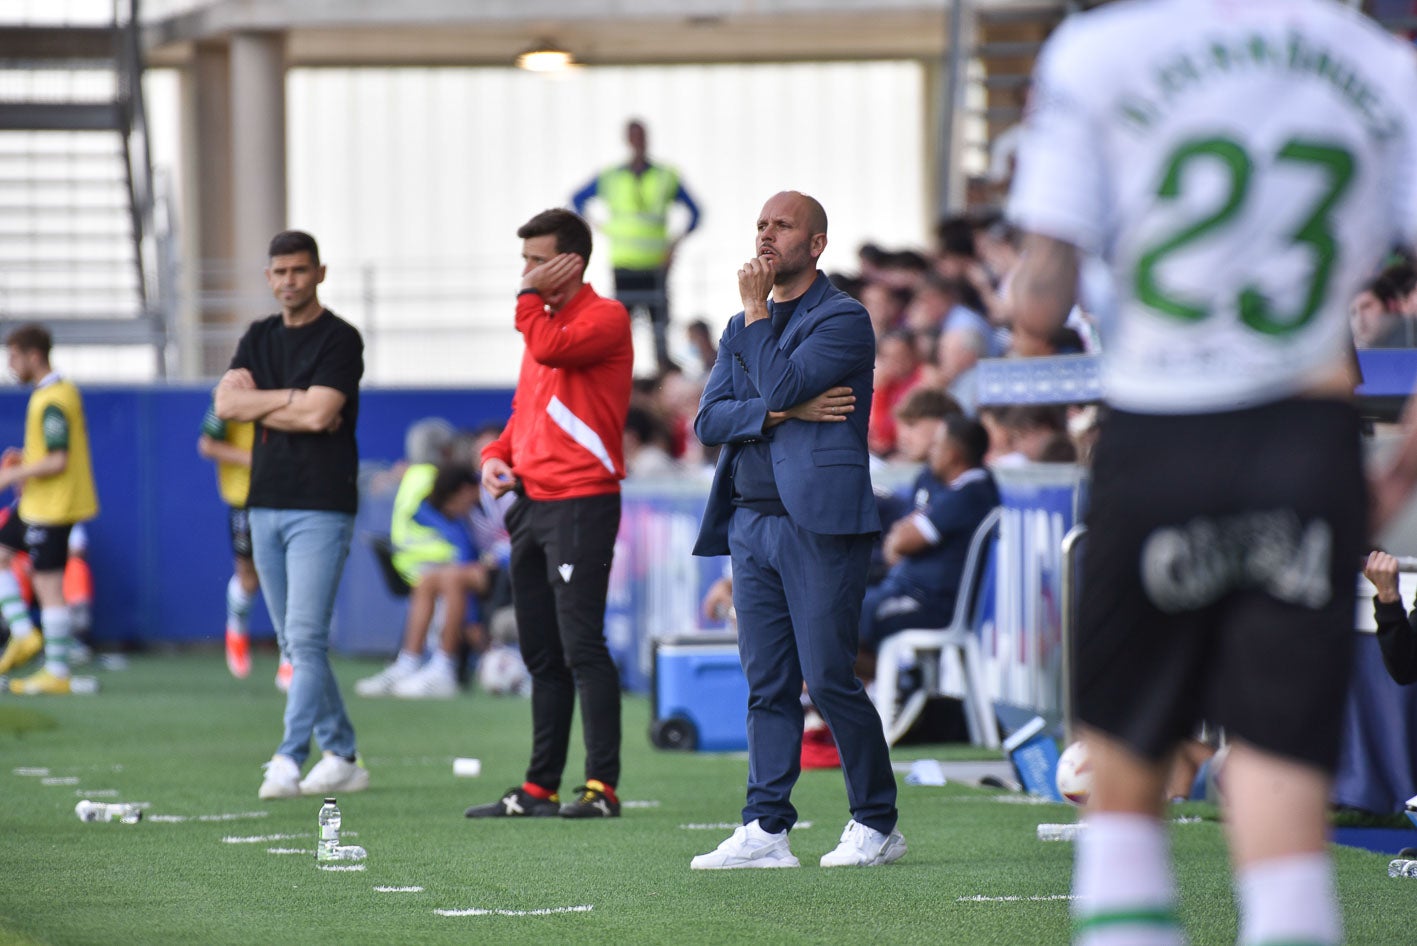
[482,284,633,501]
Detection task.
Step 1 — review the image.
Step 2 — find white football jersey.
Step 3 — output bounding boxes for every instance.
[1009,0,1417,413]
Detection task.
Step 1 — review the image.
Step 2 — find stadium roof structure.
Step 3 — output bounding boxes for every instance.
[143,0,1060,67]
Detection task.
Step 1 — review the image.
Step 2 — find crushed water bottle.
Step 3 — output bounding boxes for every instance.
[317,797,341,863]
[74,800,141,824]
[1387,859,1417,878]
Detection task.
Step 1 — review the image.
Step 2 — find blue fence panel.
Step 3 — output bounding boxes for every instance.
[0,385,512,648]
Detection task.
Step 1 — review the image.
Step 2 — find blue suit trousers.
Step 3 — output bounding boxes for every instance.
[729,507,898,836]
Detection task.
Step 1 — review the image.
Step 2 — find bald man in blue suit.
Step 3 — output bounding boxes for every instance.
[689,191,904,871]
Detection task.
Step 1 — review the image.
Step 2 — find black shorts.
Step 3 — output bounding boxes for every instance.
[0,506,73,573]
[1075,399,1365,773]
[228,506,252,560]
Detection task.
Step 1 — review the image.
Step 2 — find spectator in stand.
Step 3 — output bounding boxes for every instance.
[1361,551,1417,684]
[990,405,1068,468]
[1365,262,1417,348]
[976,218,1023,307]
[861,281,912,338]
[873,386,966,551]
[623,405,679,478]
[683,319,718,379]
[914,274,1003,413]
[1350,278,1396,348]
[934,215,979,281]
[571,119,701,374]
[858,415,999,681]
[868,329,924,458]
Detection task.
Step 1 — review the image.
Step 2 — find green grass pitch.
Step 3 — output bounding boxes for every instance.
[0,652,1413,945]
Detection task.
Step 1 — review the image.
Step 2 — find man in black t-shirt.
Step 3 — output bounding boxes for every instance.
[214,229,368,801]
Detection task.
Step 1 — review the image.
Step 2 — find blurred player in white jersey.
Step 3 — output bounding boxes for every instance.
[1008,2,1417,944]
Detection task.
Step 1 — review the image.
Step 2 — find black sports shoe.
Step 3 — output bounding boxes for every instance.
[465,786,561,818]
[559,784,621,819]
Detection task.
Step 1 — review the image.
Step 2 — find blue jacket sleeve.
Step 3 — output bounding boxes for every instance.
[722,300,875,413]
[570,176,599,216]
[675,182,702,233]
[694,317,771,446]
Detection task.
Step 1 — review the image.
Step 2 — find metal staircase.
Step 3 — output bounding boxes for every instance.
[964,1,1075,210]
[0,1,169,372]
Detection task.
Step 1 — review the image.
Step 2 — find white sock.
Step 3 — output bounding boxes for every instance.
[1236,853,1340,946]
[427,650,455,675]
[40,606,72,678]
[393,650,422,672]
[1073,812,1185,946]
[226,575,253,634]
[0,568,35,638]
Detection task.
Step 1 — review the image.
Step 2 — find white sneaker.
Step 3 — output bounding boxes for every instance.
[690,820,800,870]
[819,819,907,867]
[390,660,458,699]
[298,751,370,796]
[258,754,302,800]
[354,659,418,697]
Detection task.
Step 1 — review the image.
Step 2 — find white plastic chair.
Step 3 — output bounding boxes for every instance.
[873,505,1003,749]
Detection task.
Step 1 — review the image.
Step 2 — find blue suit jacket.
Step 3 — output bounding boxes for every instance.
[693,272,881,556]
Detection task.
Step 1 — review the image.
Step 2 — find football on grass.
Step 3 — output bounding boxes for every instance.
[1055,740,1093,806]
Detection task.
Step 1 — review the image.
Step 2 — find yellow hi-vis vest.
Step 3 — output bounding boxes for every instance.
[598,164,680,270]
[389,463,456,586]
[20,378,99,526]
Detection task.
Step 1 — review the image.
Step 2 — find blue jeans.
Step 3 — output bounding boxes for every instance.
[249,508,356,765]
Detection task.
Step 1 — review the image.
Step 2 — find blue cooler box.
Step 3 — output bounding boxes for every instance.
[650,633,748,752]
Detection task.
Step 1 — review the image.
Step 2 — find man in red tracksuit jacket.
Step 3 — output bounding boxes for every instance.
[466,208,634,821]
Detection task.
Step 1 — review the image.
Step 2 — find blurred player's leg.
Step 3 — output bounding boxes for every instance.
[1072,729,1183,946]
[1223,743,1339,946]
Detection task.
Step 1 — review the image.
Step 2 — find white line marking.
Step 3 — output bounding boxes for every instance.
[374,886,425,893]
[221,833,304,844]
[267,848,311,855]
[149,812,269,824]
[622,800,660,809]
[41,776,80,786]
[319,864,366,872]
[958,895,1076,903]
[436,905,593,918]
[13,767,50,776]
[75,789,119,798]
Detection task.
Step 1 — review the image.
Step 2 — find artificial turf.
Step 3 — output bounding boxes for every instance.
[0,652,1413,945]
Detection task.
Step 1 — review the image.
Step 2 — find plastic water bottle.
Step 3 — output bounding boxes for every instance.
[1037,822,1084,842]
[74,800,141,824]
[1387,858,1417,878]
[316,797,341,863]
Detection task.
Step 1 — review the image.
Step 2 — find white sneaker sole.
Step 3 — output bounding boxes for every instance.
[299,767,370,796]
[258,779,301,800]
[820,835,907,867]
[690,854,800,870]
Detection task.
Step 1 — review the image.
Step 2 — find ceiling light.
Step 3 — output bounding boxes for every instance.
[516,41,575,73]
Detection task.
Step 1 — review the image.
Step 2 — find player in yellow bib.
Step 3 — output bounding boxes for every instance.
[0,324,99,694]
[198,403,291,689]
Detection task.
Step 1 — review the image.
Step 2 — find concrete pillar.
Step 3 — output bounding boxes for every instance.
[229,31,288,330]
[180,40,234,378]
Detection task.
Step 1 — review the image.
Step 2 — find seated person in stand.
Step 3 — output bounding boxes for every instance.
[857,415,999,681]
[1361,550,1417,684]
[356,465,492,698]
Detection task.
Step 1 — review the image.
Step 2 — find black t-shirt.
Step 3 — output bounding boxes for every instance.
[230,309,363,513]
[731,295,802,513]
